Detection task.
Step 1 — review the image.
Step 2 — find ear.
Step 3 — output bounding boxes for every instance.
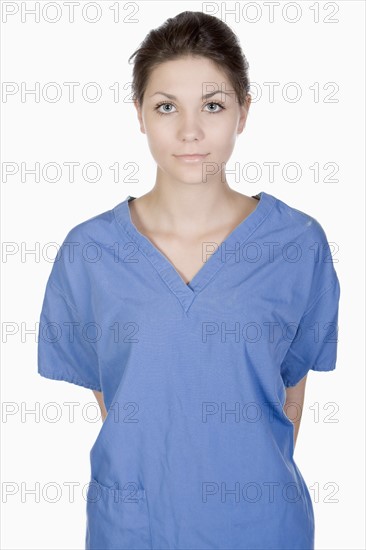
[134,99,146,134]
[237,94,252,134]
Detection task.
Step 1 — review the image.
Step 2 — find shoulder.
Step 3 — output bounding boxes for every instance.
[270,193,331,246]
[62,204,118,246]
[271,193,339,303]
[48,203,123,294]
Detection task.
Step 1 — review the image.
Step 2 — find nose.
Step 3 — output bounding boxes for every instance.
[177,113,205,142]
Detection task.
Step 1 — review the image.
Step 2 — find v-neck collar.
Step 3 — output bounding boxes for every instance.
[113,192,276,312]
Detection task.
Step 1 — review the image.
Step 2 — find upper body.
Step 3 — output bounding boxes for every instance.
[38,189,340,549]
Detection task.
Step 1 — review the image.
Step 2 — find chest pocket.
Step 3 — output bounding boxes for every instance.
[85,477,152,549]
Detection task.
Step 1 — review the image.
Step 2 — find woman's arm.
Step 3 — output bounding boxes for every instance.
[93,390,107,422]
[283,374,308,449]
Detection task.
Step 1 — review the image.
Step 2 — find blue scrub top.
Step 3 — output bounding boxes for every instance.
[38,191,341,550]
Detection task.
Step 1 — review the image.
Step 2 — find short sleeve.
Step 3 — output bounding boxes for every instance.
[280,221,341,388]
[37,231,102,391]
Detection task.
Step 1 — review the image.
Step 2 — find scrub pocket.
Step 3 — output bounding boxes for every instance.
[85,477,152,550]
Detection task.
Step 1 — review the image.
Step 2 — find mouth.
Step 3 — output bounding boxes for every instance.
[174,154,209,162]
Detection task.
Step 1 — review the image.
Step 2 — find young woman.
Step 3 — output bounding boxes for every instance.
[38,11,341,550]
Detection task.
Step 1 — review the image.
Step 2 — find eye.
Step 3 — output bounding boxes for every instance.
[205,101,225,113]
[154,101,226,116]
[155,102,176,115]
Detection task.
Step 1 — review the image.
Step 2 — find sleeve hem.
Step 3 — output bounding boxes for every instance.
[282,362,336,388]
[38,368,102,391]
[311,362,336,373]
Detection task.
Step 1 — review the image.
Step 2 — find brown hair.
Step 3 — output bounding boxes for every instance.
[128,11,250,108]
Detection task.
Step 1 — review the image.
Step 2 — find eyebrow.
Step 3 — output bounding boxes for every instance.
[149,90,234,100]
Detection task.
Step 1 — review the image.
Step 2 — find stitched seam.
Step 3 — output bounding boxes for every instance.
[48,280,80,318]
[38,368,102,391]
[302,278,339,318]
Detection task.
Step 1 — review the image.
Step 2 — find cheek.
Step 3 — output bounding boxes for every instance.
[145,128,170,157]
[145,119,172,145]
[211,120,238,151]
[144,126,175,166]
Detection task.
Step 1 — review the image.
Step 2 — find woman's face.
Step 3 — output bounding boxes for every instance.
[134,55,251,186]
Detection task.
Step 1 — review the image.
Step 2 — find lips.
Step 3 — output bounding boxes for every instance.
[175,154,208,157]
[174,154,209,161]
[174,154,209,163]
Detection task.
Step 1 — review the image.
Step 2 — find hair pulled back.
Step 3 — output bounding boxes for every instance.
[128,11,250,107]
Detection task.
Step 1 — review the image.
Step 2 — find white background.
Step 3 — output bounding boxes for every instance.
[1,1,365,549]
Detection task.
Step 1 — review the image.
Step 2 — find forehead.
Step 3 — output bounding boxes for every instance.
[145,56,233,97]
